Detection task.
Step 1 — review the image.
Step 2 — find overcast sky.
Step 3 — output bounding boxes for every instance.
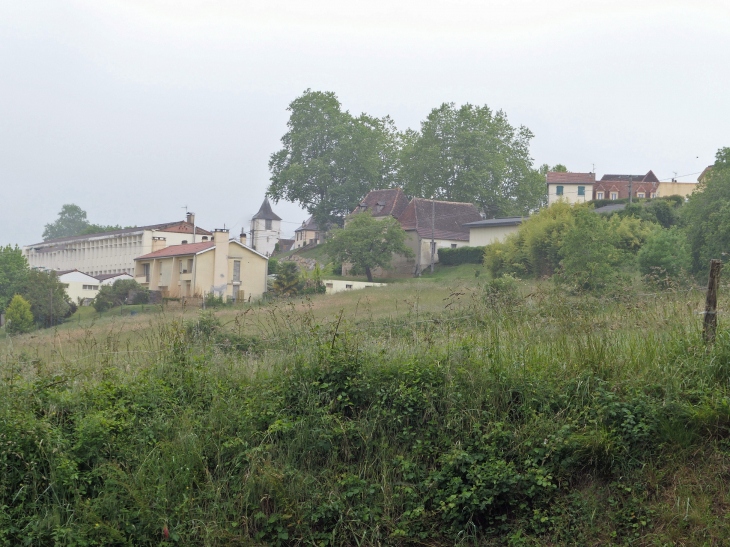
[2,0,728,247]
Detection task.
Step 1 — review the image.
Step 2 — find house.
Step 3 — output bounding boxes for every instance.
[133,229,268,301]
[57,270,102,303]
[463,217,524,246]
[24,213,212,277]
[250,198,281,257]
[293,217,322,249]
[594,171,659,200]
[546,172,596,205]
[351,188,410,220]
[277,238,294,252]
[95,272,134,286]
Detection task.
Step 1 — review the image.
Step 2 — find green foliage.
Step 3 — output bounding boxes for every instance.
[92,280,147,312]
[267,89,402,228]
[18,269,70,327]
[682,147,730,273]
[325,212,414,281]
[483,274,521,309]
[637,226,691,286]
[268,257,279,275]
[0,244,28,313]
[42,203,89,240]
[5,294,34,333]
[401,102,546,217]
[273,261,303,296]
[437,245,484,265]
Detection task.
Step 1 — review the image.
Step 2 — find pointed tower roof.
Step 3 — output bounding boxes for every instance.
[252,197,282,221]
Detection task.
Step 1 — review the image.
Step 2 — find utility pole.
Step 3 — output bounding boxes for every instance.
[430,197,435,274]
[628,176,633,204]
[49,288,53,329]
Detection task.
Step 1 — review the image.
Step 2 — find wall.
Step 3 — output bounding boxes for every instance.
[547,184,592,205]
[468,224,521,246]
[58,271,101,302]
[657,182,698,199]
[229,243,268,301]
[250,218,281,256]
[323,280,387,294]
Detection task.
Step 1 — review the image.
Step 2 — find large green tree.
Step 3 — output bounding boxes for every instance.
[19,269,70,328]
[5,295,34,334]
[401,103,546,218]
[682,147,730,273]
[267,90,401,229]
[0,245,29,313]
[325,212,414,282]
[43,204,90,240]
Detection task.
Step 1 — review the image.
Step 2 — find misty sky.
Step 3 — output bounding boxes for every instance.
[2,0,728,247]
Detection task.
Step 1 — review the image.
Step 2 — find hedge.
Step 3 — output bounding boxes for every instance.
[437,246,484,265]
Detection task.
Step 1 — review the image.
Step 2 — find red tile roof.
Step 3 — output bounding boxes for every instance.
[352,189,410,218]
[546,172,596,184]
[135,241,214,260]
[398,198,482,241]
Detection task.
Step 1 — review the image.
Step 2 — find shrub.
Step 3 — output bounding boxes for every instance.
[5,294,33,333]
[484,274,520,309]
[92,280,148,311]
[637,226,691,286]
[438,246,484,265]
[268,258,278,275]
[273,261,303,296]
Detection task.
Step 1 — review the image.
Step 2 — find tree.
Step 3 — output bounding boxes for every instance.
[0,245,29,313]
[5,295,34,334]
[637,227,690,286]
[272,261,303,296]
[401,103,546,218]
[325,212,414,282]
[43,204,89,240]
[682,147,730,273]
[267,90,401,229]
[18,270,70,327]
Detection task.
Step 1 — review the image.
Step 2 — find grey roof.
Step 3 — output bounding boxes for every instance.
[252,197,282,221]
[462,217,525,228]
[592,204,626,214]
[295,216,320,232]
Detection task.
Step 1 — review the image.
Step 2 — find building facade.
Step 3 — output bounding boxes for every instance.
[250,198,281,257]
[463,217,524,246]
[594,171,659,200]
[23,214,212,277]
[134,230,268,301]
[57,270,101,303]
[546,172,596,205]
[293,217,321,249]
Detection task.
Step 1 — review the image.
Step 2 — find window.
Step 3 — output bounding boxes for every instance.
[326,283,333,289]
[578,186,585,196]
[556,186,564,196]
[202,236,208,241]
[637,192,645,198]
[180,261,184,273]
[143,263,150,283]
[181,240,188,244]
[451,244,457,249]
[430,241,437,255]
[651,192,657,198]
[233,260,241,282]
[345,284,353,289]
[610,192,618,200]
[188,259,194,272]
[83,285,99,290]
[597,192,604,199]
[265,219,272,230]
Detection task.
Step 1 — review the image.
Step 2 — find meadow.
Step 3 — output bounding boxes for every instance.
[3,266,730,546]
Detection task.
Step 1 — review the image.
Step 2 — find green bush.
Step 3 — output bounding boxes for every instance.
[268,258,278,275]
[5,294,33,333]
[637,226,691,286]
[437,246,484,265]
[92,279,148,311]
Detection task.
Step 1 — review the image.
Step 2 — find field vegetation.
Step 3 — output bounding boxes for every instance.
[3,265,730,546]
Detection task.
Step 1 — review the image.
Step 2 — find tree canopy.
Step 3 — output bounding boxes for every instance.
[5,294,34,334]
[401,103,546,218]
[0,245,29,313]
[43,204,129,240]
[267,90,401,229]
[325,212,414,282]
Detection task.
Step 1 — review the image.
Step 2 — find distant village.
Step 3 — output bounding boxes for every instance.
[20,168,707,306]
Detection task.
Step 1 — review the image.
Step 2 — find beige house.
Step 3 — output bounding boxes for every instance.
[293,217,322,249]
[547,172,596,205]
[463,217,524,246]
[134,230,268,301]
[24,213,212,277]
[57,270,101,303]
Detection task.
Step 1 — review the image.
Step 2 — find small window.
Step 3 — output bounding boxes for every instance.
[233,260,241,282]
[202,236,208,241]
[265,219,272,230]
[181,240,188,244]
[651,192,657,198]
[578,186,585,196]
[610,192,618,200]
[637,192,645,198]
[326,283,333,288]
[597,192,604,199]
[556,185,564,196]
[451,244,457,249]
[345,284,353,289]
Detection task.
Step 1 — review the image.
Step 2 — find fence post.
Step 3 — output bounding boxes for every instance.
[703,259,723,342]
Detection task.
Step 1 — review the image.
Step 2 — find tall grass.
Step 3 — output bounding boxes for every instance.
[2,282,730,545]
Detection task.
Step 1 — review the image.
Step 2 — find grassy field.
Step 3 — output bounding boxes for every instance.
[3,269,730,545]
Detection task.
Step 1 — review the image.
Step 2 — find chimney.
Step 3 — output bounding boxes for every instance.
[212,229,230,294]
[240,231,247,246]
[186,212,195,225]
[151,236,166,253]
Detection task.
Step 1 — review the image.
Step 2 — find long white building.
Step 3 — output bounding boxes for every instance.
[23,214,212,277]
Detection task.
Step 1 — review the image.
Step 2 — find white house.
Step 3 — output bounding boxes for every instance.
[57,270,101,303]
[546,172,596,205]
[463,217,524,246]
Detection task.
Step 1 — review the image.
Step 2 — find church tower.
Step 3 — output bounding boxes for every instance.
[250,197,281,256]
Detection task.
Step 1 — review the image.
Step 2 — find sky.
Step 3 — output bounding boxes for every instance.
[1,0,728,247]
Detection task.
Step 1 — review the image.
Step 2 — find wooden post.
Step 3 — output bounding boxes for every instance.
[703,259,723,342]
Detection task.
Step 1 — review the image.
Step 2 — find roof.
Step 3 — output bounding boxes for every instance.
[352,189,410,218]
[699,166,713,182]
[546,172,596,185]
[600,170,659,183]
[294,217,320,232]
[592,204,627,214]
[463,217,524,228]
[28,220,212,247]
[94,272,133,282]
[252,197,282,221]
[135,241,215,260]
[398,198,482,241]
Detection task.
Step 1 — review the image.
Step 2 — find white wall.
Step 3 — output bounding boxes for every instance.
[468,224,521,246]
[323,279,387,294]
[547,184,592,205]
[58,271,101,302]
